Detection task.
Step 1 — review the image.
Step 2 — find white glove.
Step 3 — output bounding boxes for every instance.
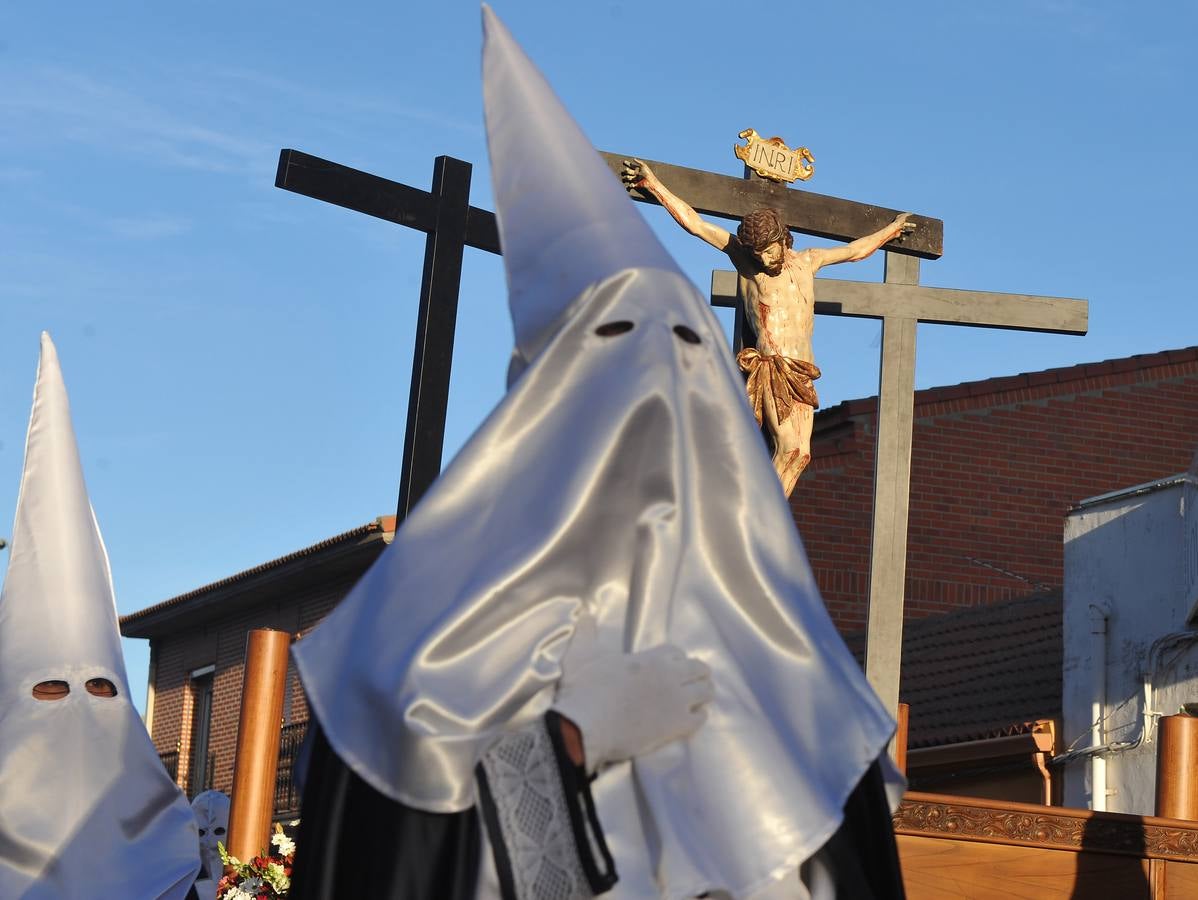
[552,615,714,772]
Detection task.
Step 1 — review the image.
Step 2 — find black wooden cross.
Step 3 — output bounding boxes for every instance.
[275,150,498,523]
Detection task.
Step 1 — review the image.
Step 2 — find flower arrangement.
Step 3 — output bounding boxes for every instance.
[216,822,297,899]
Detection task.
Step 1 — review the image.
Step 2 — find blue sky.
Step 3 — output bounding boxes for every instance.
[3,1,1195,713]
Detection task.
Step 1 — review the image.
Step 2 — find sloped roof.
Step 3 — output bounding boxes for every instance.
[119,516,395,638]
[896,593,1062,748]
[845,592,1062,748]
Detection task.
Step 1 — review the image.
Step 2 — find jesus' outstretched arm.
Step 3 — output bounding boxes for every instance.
[806,213,916,272]
[621,158,735,253]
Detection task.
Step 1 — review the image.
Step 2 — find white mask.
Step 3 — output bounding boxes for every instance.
[0,334,201,899]
[293,9,899,897]
[191,790,230,897]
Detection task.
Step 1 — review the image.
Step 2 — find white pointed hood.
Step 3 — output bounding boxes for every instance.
[293,9,896,898]
[0,333,200,899]
[482,5,681,365]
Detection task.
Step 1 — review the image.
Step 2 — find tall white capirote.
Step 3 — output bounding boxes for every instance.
[293,9,898,897]
[481,4,681,369]
[0,333,200,900]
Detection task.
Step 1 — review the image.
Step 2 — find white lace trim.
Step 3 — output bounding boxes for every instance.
[479,721,593,899]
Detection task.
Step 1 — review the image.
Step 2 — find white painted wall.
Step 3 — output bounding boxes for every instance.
[1062,473,1198,814]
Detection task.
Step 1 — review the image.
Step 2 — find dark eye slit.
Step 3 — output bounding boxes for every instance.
[595,321,635,337]
[673,325,701,344]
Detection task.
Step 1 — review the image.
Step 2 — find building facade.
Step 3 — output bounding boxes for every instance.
[1062,469,1198,815]
[120,517,395,812]
[803,347,1198,630]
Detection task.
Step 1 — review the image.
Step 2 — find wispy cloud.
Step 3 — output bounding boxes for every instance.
[0,60,480,182]
[104,215,191,240]
[0,59,482,238]
[207,66,481,138]
[0,66,274,176]
[0,242,195,303]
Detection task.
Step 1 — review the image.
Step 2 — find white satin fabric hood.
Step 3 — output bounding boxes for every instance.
[292,8,897,897]
[0,333,200,899]
[295,264,895,896]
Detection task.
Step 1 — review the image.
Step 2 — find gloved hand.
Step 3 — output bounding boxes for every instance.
[552,615,714,773]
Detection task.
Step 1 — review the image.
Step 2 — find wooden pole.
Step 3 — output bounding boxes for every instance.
[226,628,291,861]
[1156,714,1198,820]
[895,702,910,776]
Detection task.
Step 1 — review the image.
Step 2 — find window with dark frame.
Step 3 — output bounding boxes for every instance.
[188,668,215,798]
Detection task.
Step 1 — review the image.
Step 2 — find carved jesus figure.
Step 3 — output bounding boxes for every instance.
[622,158,915,497]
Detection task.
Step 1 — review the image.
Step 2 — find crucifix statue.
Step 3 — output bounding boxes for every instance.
[622,158,913,496]
[275,134,1084,724]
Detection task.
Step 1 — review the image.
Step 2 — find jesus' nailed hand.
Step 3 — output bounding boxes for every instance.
[620,158,915,499]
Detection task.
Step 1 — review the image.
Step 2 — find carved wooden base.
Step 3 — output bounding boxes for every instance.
[895,792,1198,862]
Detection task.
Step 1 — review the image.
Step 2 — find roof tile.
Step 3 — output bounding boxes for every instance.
[846,592,1062,748]
[120,516,396,628]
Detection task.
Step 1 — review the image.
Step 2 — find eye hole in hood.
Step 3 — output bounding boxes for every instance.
[673,325,702,344]
[85,678,118,698]
[595,321,634,337]
[32,680,70,701]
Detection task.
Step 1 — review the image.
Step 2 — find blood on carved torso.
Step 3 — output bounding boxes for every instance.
[738,249,816,364]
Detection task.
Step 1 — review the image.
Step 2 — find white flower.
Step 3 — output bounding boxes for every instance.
[218,843,240,868]
[271,830,296,857]
[224,890,255,900]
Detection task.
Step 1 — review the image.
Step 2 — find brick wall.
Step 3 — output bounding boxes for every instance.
[800,349,1198,632]
[148,571,365,797]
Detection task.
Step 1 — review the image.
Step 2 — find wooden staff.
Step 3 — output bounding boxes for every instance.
[226,628,291,860]
[1156,714,1198,820]
[895,702,910,776]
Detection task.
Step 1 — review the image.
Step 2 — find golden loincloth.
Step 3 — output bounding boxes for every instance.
[736,348,821,426]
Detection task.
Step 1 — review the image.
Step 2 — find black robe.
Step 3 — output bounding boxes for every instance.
[289,723,905,899]
[289,726,481,899]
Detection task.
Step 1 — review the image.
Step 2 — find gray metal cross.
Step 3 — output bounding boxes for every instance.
[602,152,1088,717]
[711,261,1087,715]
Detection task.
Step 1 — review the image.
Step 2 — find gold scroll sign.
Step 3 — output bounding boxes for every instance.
[734,129,815,183]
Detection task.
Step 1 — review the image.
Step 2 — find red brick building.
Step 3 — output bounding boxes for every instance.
[120,346,1198,806]
[120,518,395,812]
[802,347,1198,630]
